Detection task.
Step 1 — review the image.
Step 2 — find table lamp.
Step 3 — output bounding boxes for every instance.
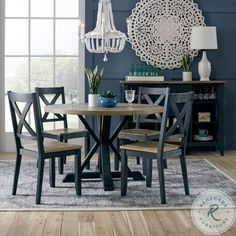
[190,26,218,81]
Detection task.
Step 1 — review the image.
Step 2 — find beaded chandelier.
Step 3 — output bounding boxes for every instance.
[79,0,127,62]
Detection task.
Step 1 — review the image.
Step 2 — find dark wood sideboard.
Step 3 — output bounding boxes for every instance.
[120,80,227,156]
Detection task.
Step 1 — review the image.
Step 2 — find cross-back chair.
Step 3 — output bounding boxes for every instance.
[35,87,90,174]
[120,92,193,204]
[8,91,82,204]
[116,87,170,171]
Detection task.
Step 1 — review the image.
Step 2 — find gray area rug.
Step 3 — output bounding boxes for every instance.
[0,159,236,209]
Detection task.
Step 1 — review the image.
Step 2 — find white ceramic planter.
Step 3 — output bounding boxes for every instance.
[88,94,99,107]
[182,71,192,81]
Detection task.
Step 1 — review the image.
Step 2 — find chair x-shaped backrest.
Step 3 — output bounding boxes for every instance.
[35,87,67,127]
[165,92,193,146]
[136,87,170,127]
[12,101,36,140]
[8,91,44,151]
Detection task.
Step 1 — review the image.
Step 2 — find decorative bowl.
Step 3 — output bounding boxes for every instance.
[99,96,118,108]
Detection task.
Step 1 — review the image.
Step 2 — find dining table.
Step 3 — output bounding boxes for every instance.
[45,103,164,191]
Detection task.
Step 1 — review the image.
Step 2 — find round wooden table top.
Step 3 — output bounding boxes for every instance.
[45,103,164,116]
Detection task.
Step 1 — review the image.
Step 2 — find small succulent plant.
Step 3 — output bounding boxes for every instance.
[100,90,117,98]
[181,54,193,72]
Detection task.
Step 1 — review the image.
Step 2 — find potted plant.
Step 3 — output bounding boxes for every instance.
[181,54,193,81]
[99,90,118,108]
[85,66,103,106]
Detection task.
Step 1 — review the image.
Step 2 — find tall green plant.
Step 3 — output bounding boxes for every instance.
[181,54,193,72]
[85,66,103,94]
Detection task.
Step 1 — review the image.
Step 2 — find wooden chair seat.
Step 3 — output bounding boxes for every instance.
[166,137,182,145]
[118,128,160,141]
[24,141,82,154]
[43,128,88,140]
[120,141,179,154]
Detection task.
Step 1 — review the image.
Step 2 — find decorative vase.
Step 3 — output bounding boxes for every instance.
[183,71,192,81]
[98,96,118,108]
[88,94,99,107]
[198,51,211,81]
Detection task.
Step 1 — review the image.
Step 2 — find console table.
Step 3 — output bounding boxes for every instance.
[120,80,227,156]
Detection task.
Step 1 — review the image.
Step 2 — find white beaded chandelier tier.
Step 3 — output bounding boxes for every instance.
[79,0,127,62]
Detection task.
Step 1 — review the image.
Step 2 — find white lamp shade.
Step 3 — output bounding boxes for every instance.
[190,26,218,50]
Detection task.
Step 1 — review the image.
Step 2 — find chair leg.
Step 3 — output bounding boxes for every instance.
[58,137,66,174]
[85,133,90,170]
[12,153,22,195]
[157,157,166,204]
[63,139,68,164]
[142,158,147,176]
[49,158,55,187]
[163,159,168,169]
[121,150,128,196]
[180,153,190,195]
[146,159,153,187]
[75,150,81,195]
[36,158,45,205]
[97,148,102,172]
[114,155,120,171]
[58,157,64,174]
[114,138,120,171]
[136,156,140,165]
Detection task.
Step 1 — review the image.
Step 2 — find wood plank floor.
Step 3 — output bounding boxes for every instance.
[1,151,236,236]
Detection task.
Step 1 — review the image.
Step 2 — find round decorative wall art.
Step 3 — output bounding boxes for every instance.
[127,0,206,69]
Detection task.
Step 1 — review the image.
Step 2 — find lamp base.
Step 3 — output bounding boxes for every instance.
[198,51,211,81]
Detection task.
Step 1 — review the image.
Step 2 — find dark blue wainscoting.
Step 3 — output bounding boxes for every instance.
[85,0,236,149]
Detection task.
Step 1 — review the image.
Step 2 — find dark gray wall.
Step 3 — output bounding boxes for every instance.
[85,0,236,149]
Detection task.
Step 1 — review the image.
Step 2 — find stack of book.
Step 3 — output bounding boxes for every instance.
[125,76,164,81]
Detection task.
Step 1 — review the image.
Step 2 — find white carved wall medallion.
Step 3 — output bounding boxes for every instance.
[127,0,206,69]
